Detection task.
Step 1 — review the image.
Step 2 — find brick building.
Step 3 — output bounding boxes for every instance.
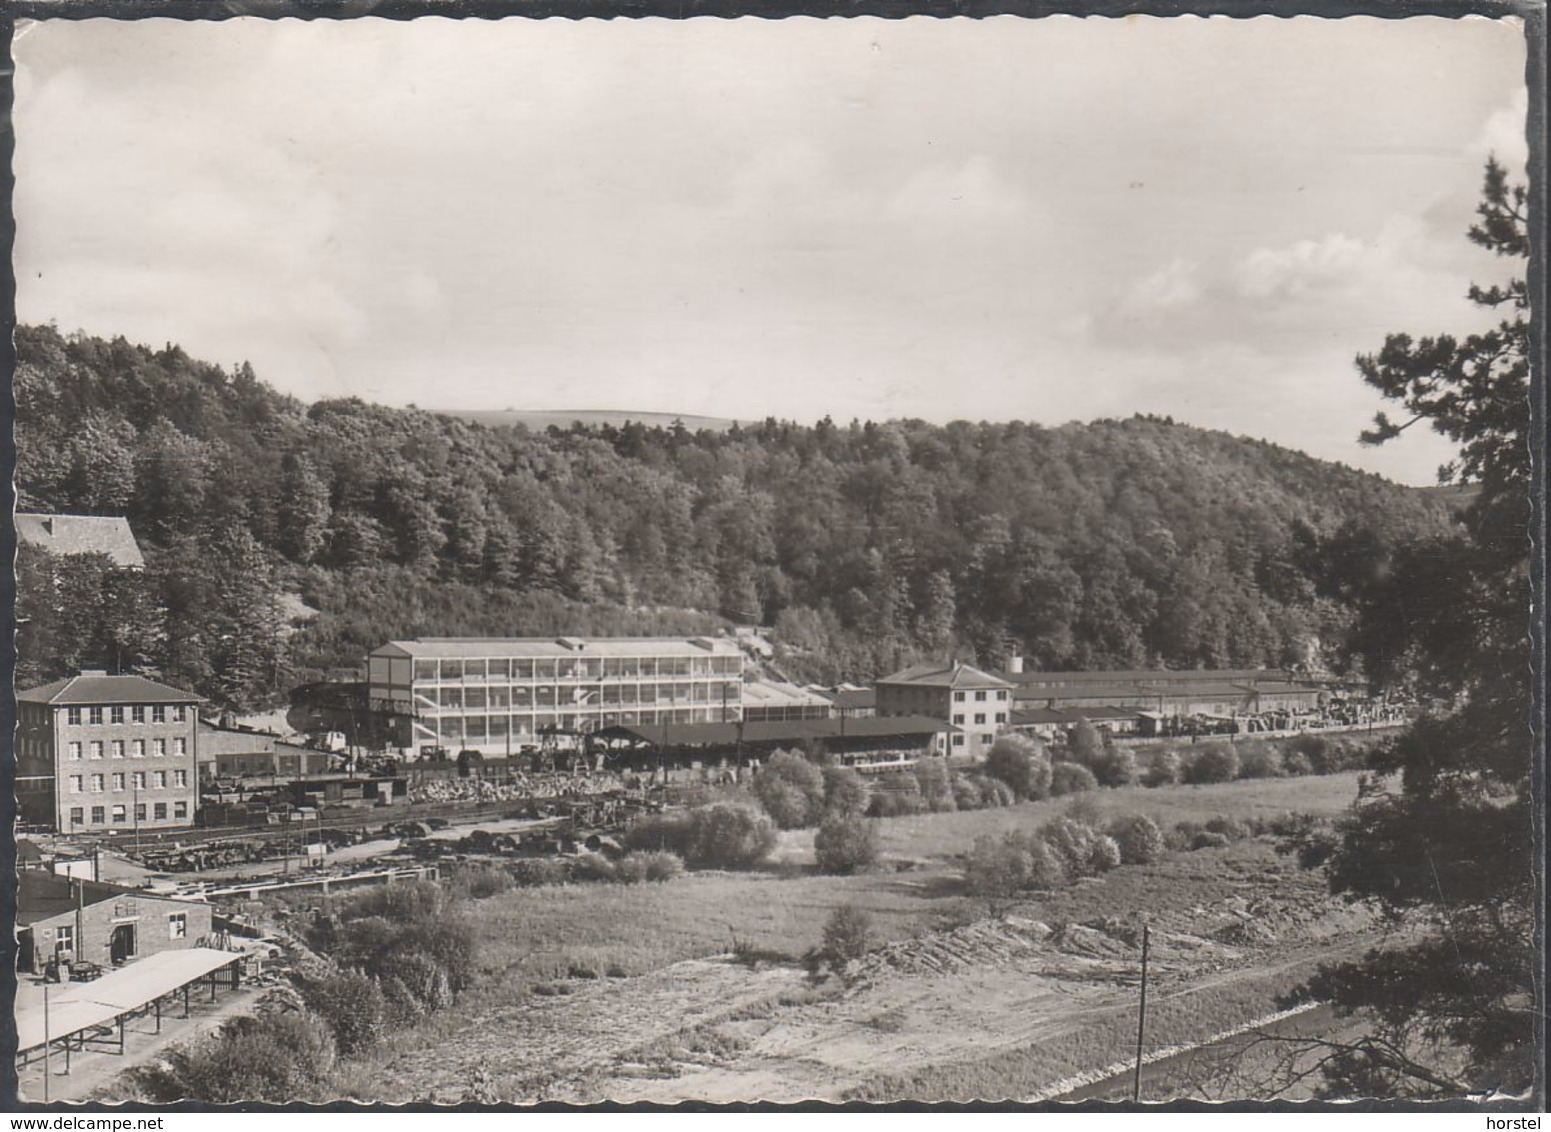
[15,871,214,973]
[15,672,202,833]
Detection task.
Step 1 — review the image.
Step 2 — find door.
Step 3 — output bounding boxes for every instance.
[110,923,136,964]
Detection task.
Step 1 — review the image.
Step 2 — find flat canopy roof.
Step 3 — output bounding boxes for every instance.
[15,948,240,1053]
[597,715,954,748]
[374,636,742,659]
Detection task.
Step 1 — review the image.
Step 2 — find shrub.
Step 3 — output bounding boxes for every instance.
[688,803,779,867]
[1287,733,1332,774]
[951,773,986,811]
[1087,833,1122,873]
[304,970,389,1056]
[1191,830,1232,850]
[378,951,453,1010]
[610,855,651,885]
[446,864,516,901]
[1040,816,1100,877]
[509,857,571,887]
[964,832,1033,904]
[1204,815,1252,842]
[820,904,874,969]
[1236,742,1284,779]
[814,812,880,875]
[1168,820,1204,851]
[394,916,481,993]
[625,803,777,868]
[984,734,1053,800]
[754,751,826,829]
[1024,837,1067,889]
[975,776,1018,808]
[1067,722,1138,787]
[822,765,871,816]
[1141,748,1181,788]
[913,757,958,812]
[755,779,815,830]
[1106,813,1165,865]
[339,879,445,922]
[138,1011,336,1102]
[635,850,685,883]
[1182,741,1240,784]
[867,775,925,817]
[571,853,618,883]
[1049,761,1098,796]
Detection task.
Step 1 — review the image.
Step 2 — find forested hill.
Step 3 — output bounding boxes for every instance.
[13,324,1459,709]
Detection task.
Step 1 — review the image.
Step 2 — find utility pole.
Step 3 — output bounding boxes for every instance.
[1133,921,1150,1103]
[42,983,50,1102]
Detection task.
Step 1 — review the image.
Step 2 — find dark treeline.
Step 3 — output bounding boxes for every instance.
[14,323,1458,709]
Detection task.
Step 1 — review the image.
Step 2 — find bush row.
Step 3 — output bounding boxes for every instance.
[962,811,1166,903]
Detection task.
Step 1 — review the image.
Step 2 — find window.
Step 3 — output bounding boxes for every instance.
[112,773,126,791]
[89,741,103,760]
[173,801,188,819]
[67,741,82,760]
[135,803,147,822]
[91,805,105,824]
[174,770,188,788]
[68,807,84,827]
[88,707,103,725]
[90,774,104,793]
[154,802,167,820]
[110,706,125,724]
[68,775,83,794]
[131,740,145,758]
[953,691,966,703]
[952,734,966,748]
[952,714,965,725]
[111,740,125,759]
[996,713,1007,724]
[974,713,986,725]
[151,705,166,724]
[975,691,987,702]
[152,738,166,757]
[997,690,1008,702]
[67,708,82,725]
[174,705,187,722]
[131,705,145,724]
[111,805,127,824]
[132,771,146,790]
[168,913,187,940]
[55,924,74,957]
[173,738,186,757]
[153,771,166,788]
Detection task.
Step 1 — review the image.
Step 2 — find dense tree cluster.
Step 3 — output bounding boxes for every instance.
[14,322,1455,710]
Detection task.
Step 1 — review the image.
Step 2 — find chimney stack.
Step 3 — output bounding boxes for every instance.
[1008,655,1025,674]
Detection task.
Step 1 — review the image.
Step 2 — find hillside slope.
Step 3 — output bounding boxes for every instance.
[13,324,1458,706]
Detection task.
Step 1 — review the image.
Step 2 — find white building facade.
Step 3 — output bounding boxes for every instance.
[367,636,746,756]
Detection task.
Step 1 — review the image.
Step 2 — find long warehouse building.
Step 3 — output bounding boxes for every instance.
[367,636,747,757]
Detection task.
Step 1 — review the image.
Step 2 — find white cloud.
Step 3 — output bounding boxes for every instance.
[1469,85,1529,171]
[1120,258,1203,314]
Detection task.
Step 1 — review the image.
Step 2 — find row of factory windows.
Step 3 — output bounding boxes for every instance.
[65,801,190,827]
[68,770,189,793]
[408,656,742,682]
[952,690,1010,703]
[421,681,742,709]
[422,706,728,740]
[66,737,187,759]
[64,704,191,726]
[952,712,1009,726]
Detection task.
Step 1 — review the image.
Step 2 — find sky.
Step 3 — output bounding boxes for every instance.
[11,15,1530,485]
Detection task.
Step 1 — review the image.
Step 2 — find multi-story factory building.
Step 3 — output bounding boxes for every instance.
[367,636,746,757]
[15,672,201,833]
